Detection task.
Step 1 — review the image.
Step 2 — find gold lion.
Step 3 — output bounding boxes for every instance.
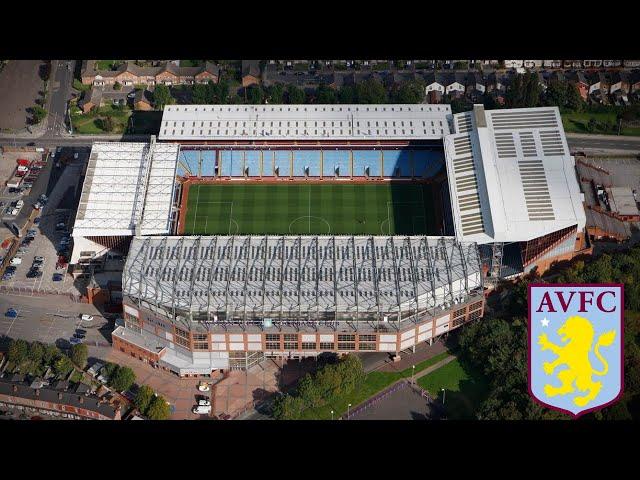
[538,316,616,407]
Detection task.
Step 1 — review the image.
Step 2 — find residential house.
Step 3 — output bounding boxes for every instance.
[504,60,524,69]
[543,60,563,68]
[589,72,611,103]
[603,60,622,68]
[563,60,583,69]
[81,61,220,87]
[631,71,640,94]
[609,72,630,95]
[465,72,486,101]
[242,60,261,87]
[486,72,509,105]
[444,72,466,98]
[424,72,445,95]
[566,70,589,101]
[79,87,103,113]
[623,60,640,68]
[524,60,543,69]
[583,60,603,68]
[134,89,154,111]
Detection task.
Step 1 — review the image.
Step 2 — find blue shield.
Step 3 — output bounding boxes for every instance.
[528,284,624,418]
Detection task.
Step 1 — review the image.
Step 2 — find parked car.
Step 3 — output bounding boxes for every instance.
[69,337,82,345]
[76,329,87,335]
[52,273,63,282]
[55,222,66,230]
[198,398,211,407]
[26,269,42,278]
[80,314,94,321]
[5,308,18,318]
[10,257,22,265]
[33,217,41,225]
[192,405,211,415]
[27,229,37,236]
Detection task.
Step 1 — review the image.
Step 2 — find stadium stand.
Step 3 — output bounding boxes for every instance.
[413,150,444,178]
[322,150,351,177]
[353,150,381,177]
[294,150,321,177]
[274,151,292,177]
[245,151,261,177]
[382,150,411,177]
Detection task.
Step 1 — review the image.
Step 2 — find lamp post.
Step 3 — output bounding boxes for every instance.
[442,388,446,405]
[347,403,352,419]
[412,365,415,384]
[331,410,334,421]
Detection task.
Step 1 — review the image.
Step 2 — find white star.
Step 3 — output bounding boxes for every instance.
[541,317,550,327]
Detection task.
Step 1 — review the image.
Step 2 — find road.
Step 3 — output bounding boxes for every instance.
[566,134,640,153]
[43,60,74,138]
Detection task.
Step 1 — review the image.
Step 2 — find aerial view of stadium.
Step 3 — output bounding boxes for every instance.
[63,103,588,377]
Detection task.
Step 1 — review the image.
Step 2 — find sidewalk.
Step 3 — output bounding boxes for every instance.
[377,338,447,373]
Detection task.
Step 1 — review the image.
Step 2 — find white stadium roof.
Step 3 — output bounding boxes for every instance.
[158,104,452,141]
[444,105,586,244]
[72,141,179,237]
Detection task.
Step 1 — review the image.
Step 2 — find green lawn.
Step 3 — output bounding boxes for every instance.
[417,359,489,420]
[299,352,451,420]
[561,112,640,136]
[71,104,131,134]
[184,183,439,236]
[180,60,202,67]
[95,60,122,71]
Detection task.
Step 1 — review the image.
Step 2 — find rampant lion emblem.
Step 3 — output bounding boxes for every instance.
[538,315,616,407]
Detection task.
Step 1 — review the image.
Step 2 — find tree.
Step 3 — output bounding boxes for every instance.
[211,79,230,104]
[146,395,171,420]
[286,84,306,104]
[338,85,356,104]
[266,84,284,103]
[544,80,567,109]
[7,339,28,365]
[31,105,47,124]
[153,84,174,110]
[135,385,155,415]
[246,85,263,104]
[113,81,122,91]
[566,83,584,112]
[109,366,136,392]
[355,78,388,103]
[53,355,73,377]
[69,343,88,369]
[42,344,60,365]
[450,97,473,114]
[315,84,337,104]
[28,342,44,365]
[192,83,208,104]
[272,394,306,420]
[391,80,425,104]
[587,117,597,133]
[100,116,114,133]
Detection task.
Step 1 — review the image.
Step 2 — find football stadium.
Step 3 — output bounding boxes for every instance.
[70,103,588,375]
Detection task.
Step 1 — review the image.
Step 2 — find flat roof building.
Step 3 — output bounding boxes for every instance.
[158,104,452,142]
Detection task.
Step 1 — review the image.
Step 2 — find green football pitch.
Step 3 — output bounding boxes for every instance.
[183,183,441,236]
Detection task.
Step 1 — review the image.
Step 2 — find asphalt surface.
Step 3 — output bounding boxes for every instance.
[44,61,74,137]
[566,135,640,153]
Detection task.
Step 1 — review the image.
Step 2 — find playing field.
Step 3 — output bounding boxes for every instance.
[183,183,441,236]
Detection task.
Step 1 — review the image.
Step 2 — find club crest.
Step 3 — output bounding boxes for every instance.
[528,284,624,418]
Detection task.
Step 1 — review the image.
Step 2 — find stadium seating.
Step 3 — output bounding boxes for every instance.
[274,151,292,177]
[353,150,381,177]
[382,150,411,177]
[244,151,261,177]
[322,150,351,177]
[178,147,444,179]
[294,150,321,177]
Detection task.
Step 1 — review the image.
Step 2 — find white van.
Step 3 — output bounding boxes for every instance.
[192,405,211,415]
[10,257,22,266]
[80,314,94,321]
[198,398,211,407]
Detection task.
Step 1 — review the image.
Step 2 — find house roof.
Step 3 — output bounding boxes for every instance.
[80,87,103,107]
[134,89,152,105]
[242,60,261,78]
[0,377,118,419]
